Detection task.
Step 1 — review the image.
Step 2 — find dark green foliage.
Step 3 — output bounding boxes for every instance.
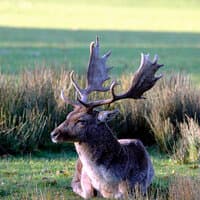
[0,69,200,163]
[0,149,199,200]
[0,69,70,154]
[145,74,200,156]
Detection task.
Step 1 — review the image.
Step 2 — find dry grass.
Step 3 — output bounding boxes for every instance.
[174,116,200,163]
[0,69,71,153]
[144,74,200,155]
[117,74,200,160]
[169,176,200,200]
[0,69,200,164]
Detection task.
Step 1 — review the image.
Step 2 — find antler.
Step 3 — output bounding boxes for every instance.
[79,53,163,109]
[62,37,163,109]
[70,36,112,102]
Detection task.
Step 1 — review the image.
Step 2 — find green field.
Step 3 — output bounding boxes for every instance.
[0,0,200,83]
[0,0,200,199]
[0,148,199,199]
[1,0,200,32]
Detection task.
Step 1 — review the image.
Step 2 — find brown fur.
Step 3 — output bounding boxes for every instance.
[51,108,154,199]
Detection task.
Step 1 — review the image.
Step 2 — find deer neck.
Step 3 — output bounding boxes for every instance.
[74,123,123,167]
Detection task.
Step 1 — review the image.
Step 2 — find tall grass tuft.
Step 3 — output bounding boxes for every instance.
[174,116,200,163]
[0,69,200,159]
[145,74,200,155]
[0,69,72,154]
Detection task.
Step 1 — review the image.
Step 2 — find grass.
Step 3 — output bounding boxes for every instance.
[0,149,78,199]
[1,69,200,157]
[0,148,199,200]
[0,0,200,32]
[0,0,200,83]
[0,28,200,84]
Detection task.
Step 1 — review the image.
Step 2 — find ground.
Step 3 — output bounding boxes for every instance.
[0,147,199,199]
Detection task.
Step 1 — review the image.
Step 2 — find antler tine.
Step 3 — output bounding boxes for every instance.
[60,71,81,107]
[89,39,98,61]
[61,90,72,104]
[94,36,99,57]
[70,71,88,102]
[102,50,112,60]
[60,90,79,108]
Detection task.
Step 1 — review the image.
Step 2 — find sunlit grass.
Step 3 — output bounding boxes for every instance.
[0,0,200,32]
[0,150,77,199]
[0,28,200,85]
[0,149,199,199]
[151,148,200,179]
[0,0,200,82]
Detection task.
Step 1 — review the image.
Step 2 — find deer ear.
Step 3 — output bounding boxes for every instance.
[97,109,119,123]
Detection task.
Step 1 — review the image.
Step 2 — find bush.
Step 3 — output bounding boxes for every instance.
[0,69,200,159]
[145,74,200,155]
[174,116,200,163]
[0,69,71,154]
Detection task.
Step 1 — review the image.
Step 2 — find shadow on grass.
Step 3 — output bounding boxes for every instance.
[0,26,200,82]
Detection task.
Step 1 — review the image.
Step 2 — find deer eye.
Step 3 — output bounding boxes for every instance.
[75,119,87,125]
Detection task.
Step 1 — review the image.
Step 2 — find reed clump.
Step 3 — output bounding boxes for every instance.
[0,69,200,163]
[0,69,72,154]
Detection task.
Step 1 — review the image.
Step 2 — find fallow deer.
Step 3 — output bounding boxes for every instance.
[51,37,163,199]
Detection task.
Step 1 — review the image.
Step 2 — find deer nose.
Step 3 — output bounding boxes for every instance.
[51,131,59,143]
[52,130,61,139]
[51,130,58,138]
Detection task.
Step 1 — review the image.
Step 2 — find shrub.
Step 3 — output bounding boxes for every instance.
[174,116,200,163]
[1,69,200,157]
[0,69,71,154]
[145,74,200,154]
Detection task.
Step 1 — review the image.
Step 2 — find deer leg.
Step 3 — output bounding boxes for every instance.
[81,168,94,199]
[71,159,84,196]
[71,159,95,199]
[141,182,147,196]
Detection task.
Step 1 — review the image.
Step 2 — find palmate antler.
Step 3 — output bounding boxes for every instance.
[70,37,112,102]
[62,36,163,109]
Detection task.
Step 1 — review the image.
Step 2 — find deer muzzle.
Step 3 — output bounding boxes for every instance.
[51,130,59,143]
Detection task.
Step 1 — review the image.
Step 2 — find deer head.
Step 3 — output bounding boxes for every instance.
[51,36,163,144]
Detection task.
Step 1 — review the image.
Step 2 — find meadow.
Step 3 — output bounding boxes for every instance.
[0,0,200,199]
[0,0,200,83]
[0,148,199,200]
